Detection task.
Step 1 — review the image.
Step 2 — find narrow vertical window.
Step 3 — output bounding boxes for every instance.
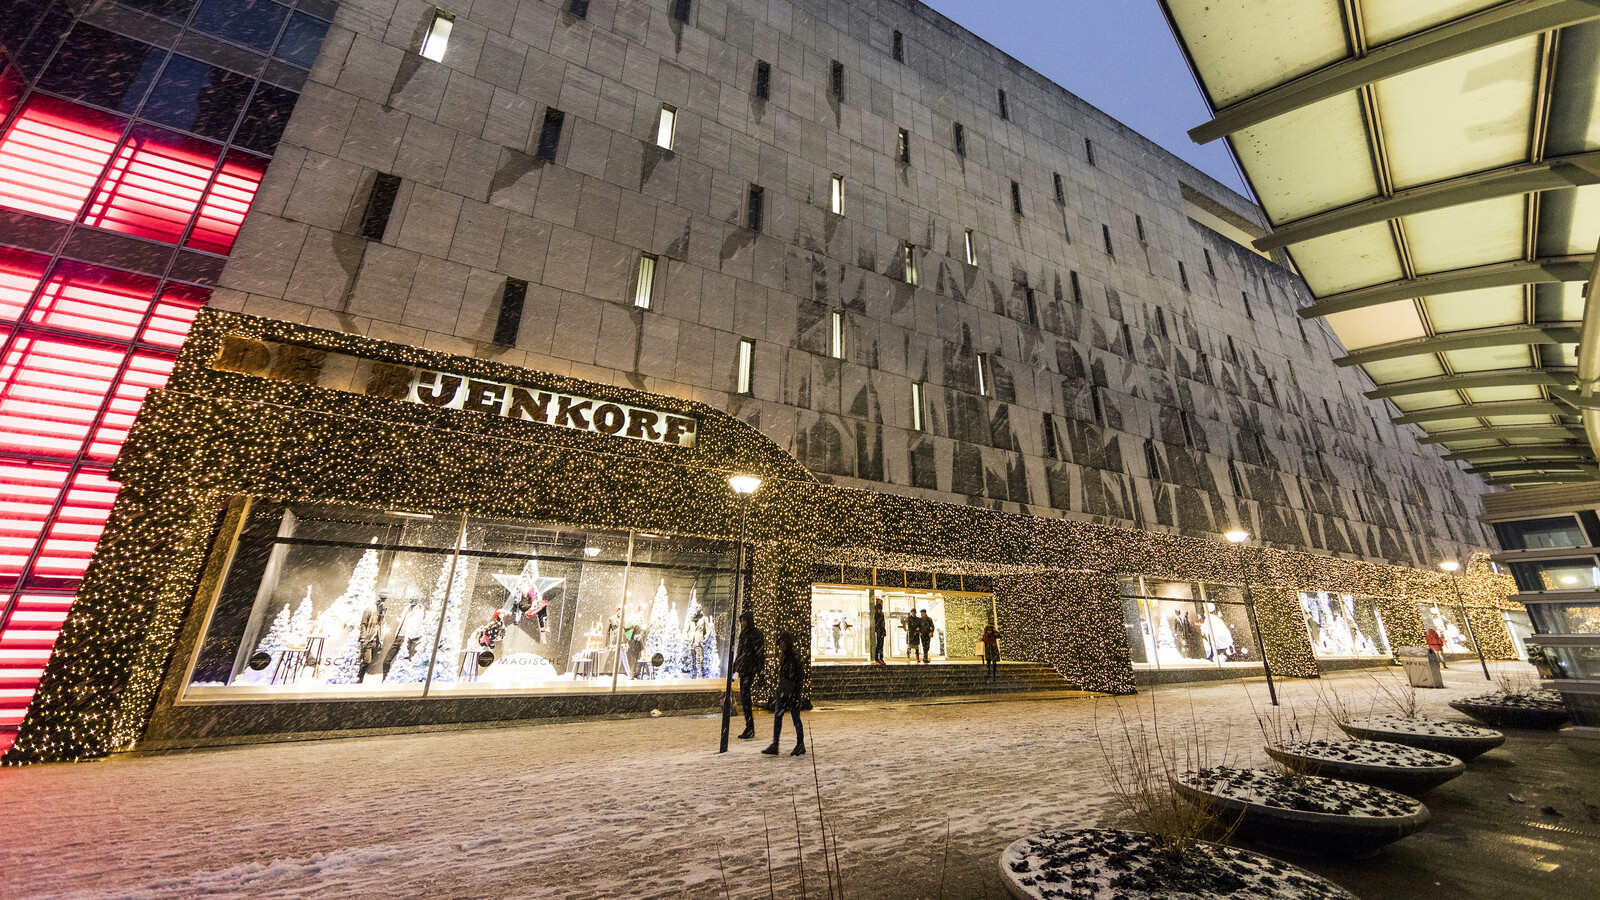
[953,122,966,157]
[1042,413,1059,459]
[892,29,904,62]
[1121,323,1134,354]
[831,60,844,100]
[656,104,677,149]
[830,309,845,359]
[535,108,566,161]
[976,351,990,396]
[1070,270,1083,305]
[1179,410,1195,448]
[1154,307,1169,339]
[911,381,925,431]
[737,338,754,394]
[964,228,977,266]
[1084,137,1096,166]
[1204,248,1215,276]
[902,242,919,285]
[1228,460,1245,496]
[1322,397,1334,423]
[1010,180,1023,216]
[569,0,589,17]
[997,89,1009,120]
[1369,415,1380,439]
[1144,441,1163,481]
[1196,351,1212,385]
[755,60,771,100]
[1135,215,1146,244]
[746,184,764,232]
[1101,224,1113,256]
[494,278,528,346]
[1024,286,1039,326]
[671,0,691,24]
[420,11,453,62]
[1266,378,1279,406]
[1241,291,1254,319]
[1178,261,1190,291]
[897,128,910,164]
[634,253,657,308]
[1227,335,1239,364]
[1090,386,1104,425]
[1053,172,1065,204]
[830,174,843,215]
[360,173,402,241]
[1255,432,1270,464]
[1297,317,1309,343]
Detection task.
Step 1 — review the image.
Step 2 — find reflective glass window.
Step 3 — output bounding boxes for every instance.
[191,0,291,53]
[1494,516,1587,550]
[232,82,296,155]
[274,12,329,68]
[1509,558,1600,592]
[36,25,163,114]
[1528,603,1600,635]
[83,125,223,244]
[141,56,255,141]
[117,0,198,22]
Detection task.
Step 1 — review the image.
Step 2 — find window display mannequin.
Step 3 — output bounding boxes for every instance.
[685,607,710,677]
[356,593,387,681]
[1200,607,1235,662]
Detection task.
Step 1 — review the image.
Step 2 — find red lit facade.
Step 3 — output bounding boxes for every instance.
[0,0,326,753]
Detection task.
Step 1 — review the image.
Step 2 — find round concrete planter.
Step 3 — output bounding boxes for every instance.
[1339,715,1505,761]
[1173,767,1431,859]
[1000,828,1358,900]
[1265,739,1465,795]
[1448,692,1569,730]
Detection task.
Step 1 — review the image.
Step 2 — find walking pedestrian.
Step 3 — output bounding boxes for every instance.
[762,631,805,756]
[733,609,765,739]
[1425,626,1448,668]
[905,611,921,663]
[871,598,887,665]
[918,609,933,664]
[980,624,1001,679]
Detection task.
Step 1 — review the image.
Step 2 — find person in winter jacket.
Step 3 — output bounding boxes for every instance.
[763,631,805,756]
[980,625,1001,679]
[918,609,934,664]
[1425,626,1448,668]
[733,610,765,739]
[904,612,921,662]
[871,598,887,665]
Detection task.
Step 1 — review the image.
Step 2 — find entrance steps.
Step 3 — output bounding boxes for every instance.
[809,661,1075,702]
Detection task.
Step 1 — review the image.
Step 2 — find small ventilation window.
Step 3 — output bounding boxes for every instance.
[1070,271,1083,305]
[568,0,589,17]
[911,381,925,431]
[1204,248,1215,276]
[831,60,844,100]
[1090,386,1105,425]
[1053,172,1065,204]
[830,174,843,215]
[737,338,754,394]
[953,122,966,157]
[964,228,977,266]
[1242,291,1254,319]
[976,351,990,396]
[1135,215,1146,244]
[830,309,845,359]
[1228,461,1245,496]
[1010,180,1023,216]
[755,60,771,100]
[493,278,527,346]
[1144,440,1163,481]
[1154,307,1169,339]
[656,104,677,149]
[1024,286,1039,326]
[634,253,657,308]
[420,11,453,62]
[1178,261,1189,292]
[535,108,565,161]
[360,173,402,241]
[1084,137,1096,166]
[671,0,691,24]
[1179,410,1195,448]
[997,88,1009,120]
[1121,323,1134,354]
[902,242,919,286]
[746,184,764,232]
[892,30,904,62]
[1042,413,1059,459]
[1101,224,1113,257]
[897,127,910,164]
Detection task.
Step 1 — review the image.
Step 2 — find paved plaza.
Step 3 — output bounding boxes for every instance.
[2,663,1595,899]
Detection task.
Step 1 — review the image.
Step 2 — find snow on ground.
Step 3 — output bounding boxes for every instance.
[0,663,1570,899]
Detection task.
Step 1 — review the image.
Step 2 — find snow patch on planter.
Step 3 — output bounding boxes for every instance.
[1000,828,1357,900]
[1272,739,1458,769]
[1456,691,1565,711]
[1180,766,1423,818]
[1343,715,1501,739]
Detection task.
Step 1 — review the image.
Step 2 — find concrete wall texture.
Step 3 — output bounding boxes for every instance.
[211,0,1492,567]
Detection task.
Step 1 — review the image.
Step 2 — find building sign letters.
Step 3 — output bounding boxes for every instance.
[211,335,698,448]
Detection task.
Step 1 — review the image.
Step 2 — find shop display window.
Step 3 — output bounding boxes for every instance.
[1298,592,1390,658]
[184,502,741,700]
[808,584,994,663]
[1118,577,1261,669]
[1417,603,1476,652]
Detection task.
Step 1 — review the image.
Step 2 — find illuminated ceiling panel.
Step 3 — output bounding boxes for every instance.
[1163,0,1600,486]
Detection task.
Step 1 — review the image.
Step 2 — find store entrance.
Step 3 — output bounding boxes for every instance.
[809,584,995,664]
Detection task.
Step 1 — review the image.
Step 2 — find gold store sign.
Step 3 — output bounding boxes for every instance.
[210,335,698,448]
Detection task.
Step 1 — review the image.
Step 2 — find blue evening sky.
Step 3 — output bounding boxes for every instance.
[918,0,1252,197]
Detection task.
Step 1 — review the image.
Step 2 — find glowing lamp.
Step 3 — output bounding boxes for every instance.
[728,474,762,495]
[1438,561,1460,573]
[1224,530,1249,544]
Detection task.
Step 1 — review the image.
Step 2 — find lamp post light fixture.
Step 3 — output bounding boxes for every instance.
[1439,560,1492,681]
[719,473,763,752]
[1227,529,1278,706]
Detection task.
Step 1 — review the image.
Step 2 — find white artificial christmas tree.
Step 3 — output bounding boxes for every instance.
[290,589,313,648]
[324,545,383,684]
[237,602,294,684]
[389,542,472,684]
[642,581,681,678]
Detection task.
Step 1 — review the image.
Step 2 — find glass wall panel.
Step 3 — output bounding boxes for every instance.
[807,585,992,663]
[1493,516,1587,551]
[1527,603,1600,634]
[1119,577,1260,668]
[1540,646,1600,681]
[1508,557,1600,592]
[1298,592,1390,657]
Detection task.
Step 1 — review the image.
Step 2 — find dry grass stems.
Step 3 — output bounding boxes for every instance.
[1251,696,1323,786]
[1494,670,1537,697]
[1368,672,1422,719]
[1094,694,1239,863]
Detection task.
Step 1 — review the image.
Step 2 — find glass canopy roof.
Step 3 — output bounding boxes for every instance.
[1161,0,1600,487]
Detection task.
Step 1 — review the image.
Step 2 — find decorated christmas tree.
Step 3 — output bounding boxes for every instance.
[642,581,682,678]
[388,543,472,684]
[289,589,313,648]
[256,604,293,658]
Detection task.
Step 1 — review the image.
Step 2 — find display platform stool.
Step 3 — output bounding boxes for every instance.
[271,649,307,685]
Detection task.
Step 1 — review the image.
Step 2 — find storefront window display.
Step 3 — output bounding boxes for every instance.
[1118,578,1261,669]
[1417,603,1475,653]
[808,585,994,663]
[184,501,738,700]
[1297,592,1390,658]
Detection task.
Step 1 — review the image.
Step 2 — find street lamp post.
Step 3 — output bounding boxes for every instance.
[1439,560,1492,681]
[1226,529,1278,706]
[719,474,763,753]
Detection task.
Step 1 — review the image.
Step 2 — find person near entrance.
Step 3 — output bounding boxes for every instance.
[980,625,1002,679]
[918,609,933,664]
[763,631,805,756]
[871,598,887,665]
[905,611,922,662]
[733,610,765,739]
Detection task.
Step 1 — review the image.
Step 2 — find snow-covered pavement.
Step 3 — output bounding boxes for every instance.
[2,662,1596,899]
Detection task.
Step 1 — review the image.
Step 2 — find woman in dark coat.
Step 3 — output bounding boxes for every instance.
[763,631,805,756]
[980,625,1001,679]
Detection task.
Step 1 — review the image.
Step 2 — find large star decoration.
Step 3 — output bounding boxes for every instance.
[491,557,567,615]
